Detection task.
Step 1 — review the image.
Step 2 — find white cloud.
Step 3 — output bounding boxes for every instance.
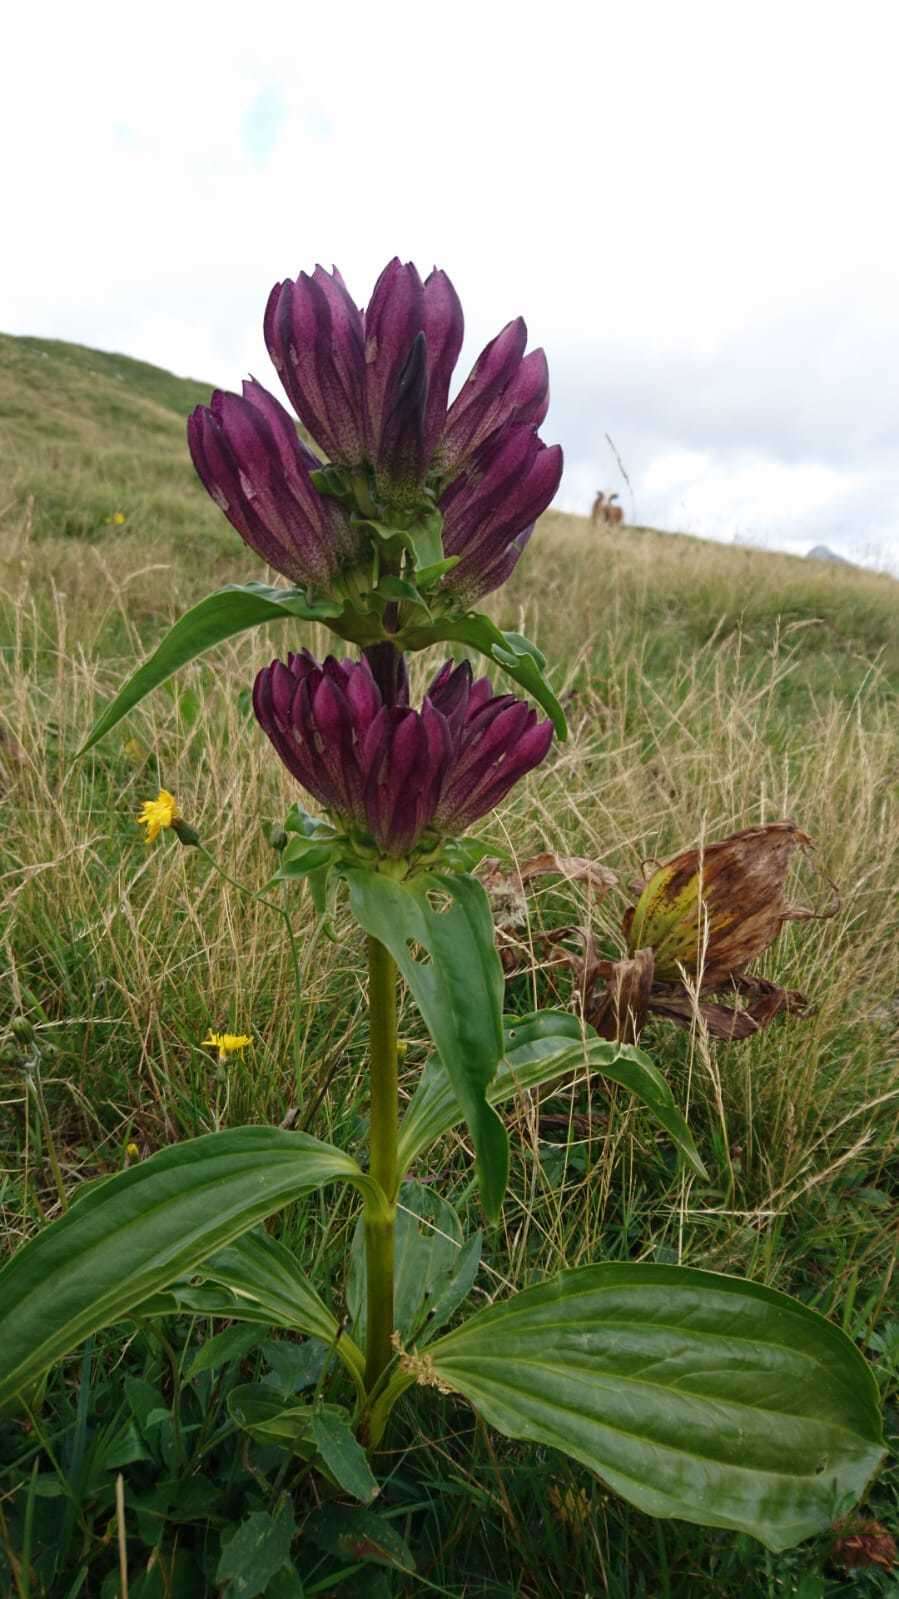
[4,0,898,571]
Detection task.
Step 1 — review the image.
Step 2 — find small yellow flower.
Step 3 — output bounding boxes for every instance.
[136,789,179,843]
[112,511,126,525]
[202,1031,253,1064]
[125,1141,140,1160]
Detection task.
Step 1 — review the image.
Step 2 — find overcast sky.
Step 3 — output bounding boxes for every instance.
[5,0,898,571]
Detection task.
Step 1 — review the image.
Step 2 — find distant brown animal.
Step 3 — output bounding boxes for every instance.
[591,491,624,527]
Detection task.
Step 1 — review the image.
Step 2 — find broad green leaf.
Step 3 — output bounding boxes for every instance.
[398,1011,707,1180]
[228,1387,368,1494]
[405,612,567,739]
[348,1181,482,1346]
[345,869,508,1220]
[194,1228,346,1349]
[216,1503,296,1599]
[167,1228,367,1386]
[228,1383,319,1453]
[185,1323,263,1380]
[423,1263,885,1552]
[310,1409,380,1503]
[78,582,344,754]
[0,1127,379,1409]
[262,1338,328,1395]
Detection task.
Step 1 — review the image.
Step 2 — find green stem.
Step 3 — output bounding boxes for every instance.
[364,936,399,1393]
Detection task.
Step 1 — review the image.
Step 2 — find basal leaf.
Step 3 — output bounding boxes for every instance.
[398,1011,706,1179]
[78,582,344,754]
[424,1263,885,1552]
[345,869,508,1220]
[310,1408,380,1503]
[0,1127,377,1408]
[215,1503,296,1599]
[140,1228,366,1390]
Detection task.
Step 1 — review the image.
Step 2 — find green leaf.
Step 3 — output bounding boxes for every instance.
[261,1339,328,1396]
[424,1263,885,1552]
[216,1502,296,1599]
[77,583,344,755]
[348,1181,482,1346]
[196,1229,345,1348]
[375,575,426,608]
[227,1388,372,1498]
[185,1323,263,1381]
[0,1127,378,1408]
[310,1409,380,1503]
[345,869,508,1220]
[284,803,336,840]
[405,612,567,739]
[398,1011,707,1180]
[414,555,460,587]
[265,1571,306,1599]
[270,837,340,881]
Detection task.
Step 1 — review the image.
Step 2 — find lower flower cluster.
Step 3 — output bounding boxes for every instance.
[253,649,553,858]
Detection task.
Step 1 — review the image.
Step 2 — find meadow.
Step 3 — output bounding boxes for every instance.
[1,333,897,1596]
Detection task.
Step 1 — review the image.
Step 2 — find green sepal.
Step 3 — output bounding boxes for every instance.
[414,555,460,587]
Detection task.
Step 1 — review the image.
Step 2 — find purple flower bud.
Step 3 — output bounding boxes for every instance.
[438,319,551,477]
[253,653,553,857]
[363,259,425,466]
[264,266,367,465]
[375,330,429,494]
[439,426,564,603]
[261,259,470,496]
[422,269,465,458]
[187,381,362,587]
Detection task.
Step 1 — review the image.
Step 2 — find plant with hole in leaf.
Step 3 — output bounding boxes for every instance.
[3,262,884,1565]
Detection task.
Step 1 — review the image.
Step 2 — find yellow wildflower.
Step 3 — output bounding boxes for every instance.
[136,789,179,843]
[125,1141,140,1160]
[112,511,126,525]
[202,1031,253,1064]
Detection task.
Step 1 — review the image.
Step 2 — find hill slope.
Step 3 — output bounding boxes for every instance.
[1,331,896,701]
[0,332,222,545]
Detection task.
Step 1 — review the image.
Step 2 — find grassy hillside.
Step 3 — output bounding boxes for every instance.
[1,336,897,1597]
[0,331,225,545]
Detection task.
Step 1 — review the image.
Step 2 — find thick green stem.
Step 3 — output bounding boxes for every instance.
[364,935,399,1392]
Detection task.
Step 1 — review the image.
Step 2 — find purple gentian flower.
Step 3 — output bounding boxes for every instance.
[253,652,553,857]
[439,426,564,603]
[187,380,363,587]
[437,324,550,478]
[263,258,556,498]
[265,259,465,498]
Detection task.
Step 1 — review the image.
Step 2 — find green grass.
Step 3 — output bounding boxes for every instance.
[1,334,897,1596]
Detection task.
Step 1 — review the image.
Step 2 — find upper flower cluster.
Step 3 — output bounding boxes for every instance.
[253,649,553,858]
[188,260,562,607]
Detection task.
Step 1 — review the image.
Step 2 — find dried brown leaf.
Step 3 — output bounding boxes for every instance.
[831,1519,897,1571]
